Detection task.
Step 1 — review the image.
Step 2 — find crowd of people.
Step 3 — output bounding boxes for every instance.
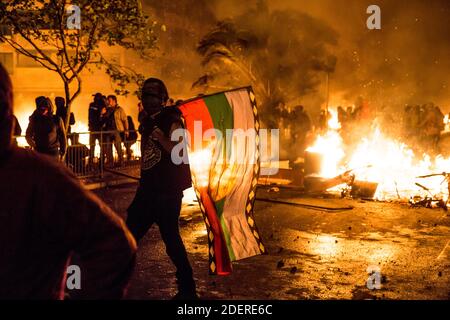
[403,103,445,153]
[0,63,196,300]
[280,97,447,164]
[88,93,137,167]
[21,92,139,171]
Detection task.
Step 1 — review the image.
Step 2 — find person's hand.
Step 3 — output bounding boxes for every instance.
[151,127,164,141]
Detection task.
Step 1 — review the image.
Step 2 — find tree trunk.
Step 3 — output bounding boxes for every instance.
[64,81,71,134]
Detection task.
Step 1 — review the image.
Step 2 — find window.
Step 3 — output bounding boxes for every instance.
[0,53,13,74]
[16,50,56,68]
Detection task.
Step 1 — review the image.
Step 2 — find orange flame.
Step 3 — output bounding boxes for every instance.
[307,108,450,201]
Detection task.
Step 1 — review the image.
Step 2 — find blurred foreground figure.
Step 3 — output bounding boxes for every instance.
[126,78,196,300]
[0,63,137,299]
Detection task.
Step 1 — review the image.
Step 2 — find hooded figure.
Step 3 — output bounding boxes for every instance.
[26,96,67,158]
[55,96,75,134]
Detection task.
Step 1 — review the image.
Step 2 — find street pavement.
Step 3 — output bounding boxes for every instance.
[93,183,450,300]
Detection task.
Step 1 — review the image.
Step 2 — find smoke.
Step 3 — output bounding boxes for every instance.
[193,1,339,127]
[10,1,449,138]
[149,0,449,114]
[260,0,450,112]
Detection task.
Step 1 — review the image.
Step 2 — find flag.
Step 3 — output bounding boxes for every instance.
[178,87,265,275]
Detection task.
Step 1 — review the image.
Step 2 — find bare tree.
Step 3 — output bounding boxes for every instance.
[0,0,158,133]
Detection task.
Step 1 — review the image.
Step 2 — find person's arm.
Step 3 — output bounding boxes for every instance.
[151,121,182,153]
[99,108,109,128]
[25,119,36,149]
[38,163,137,299]
[138,110,147,124]
[120,108,129,136]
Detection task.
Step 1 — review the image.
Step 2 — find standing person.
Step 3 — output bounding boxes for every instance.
[55,96,75,134]
[25,96,66,159]
[292,105,311,159]
[403,105,413,139]
[337,106,347,125]
[103,95,128,166]
[0,62,137,299]
[346,106,354,123]
[88,93,107,166]
[124,115,138,161]
[318,109,328,133]
[126,78,196,300]
[420,103,444,153]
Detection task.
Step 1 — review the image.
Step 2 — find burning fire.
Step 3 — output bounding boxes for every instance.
[307,109,450,201]
[188,147,213,188]
[306,110,345,178]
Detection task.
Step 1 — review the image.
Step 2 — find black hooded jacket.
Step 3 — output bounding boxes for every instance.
[26,110,66,156]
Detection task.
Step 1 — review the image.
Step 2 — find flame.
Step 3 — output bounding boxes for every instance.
[71,122,90,145]
[188,147,213,188]
[345,129,446,200]
[306,110,345,178]
[187,139,237,199]
[307,108,450,201]
[444,114,450,132]
[327,109,341,130]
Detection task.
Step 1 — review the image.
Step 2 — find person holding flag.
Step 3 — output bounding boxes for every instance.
[126,78,196,300]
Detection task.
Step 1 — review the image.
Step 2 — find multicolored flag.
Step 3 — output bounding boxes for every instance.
[178,87,265,275]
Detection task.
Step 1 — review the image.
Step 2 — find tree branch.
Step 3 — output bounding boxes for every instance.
[6,15,62,74]
[1,36,58,71]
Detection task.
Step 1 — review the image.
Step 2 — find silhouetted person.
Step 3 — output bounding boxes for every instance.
[126,78,195,299]
[124,115,138,160]
[337,106,347,125]
[0,62,137,299]
[88,93,107,166]
[55,96,75,134]
[346,106,354,122]
[419,103,443,152]
[137,101,147,134]
[26,96,67,159]
[102,95,128,166]
[318,109,329,133]
[292,105,311,157]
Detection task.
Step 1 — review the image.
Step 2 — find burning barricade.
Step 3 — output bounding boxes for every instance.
[301,109,450,209]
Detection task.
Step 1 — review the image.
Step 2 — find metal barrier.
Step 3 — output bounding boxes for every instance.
[15,130,141,179]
